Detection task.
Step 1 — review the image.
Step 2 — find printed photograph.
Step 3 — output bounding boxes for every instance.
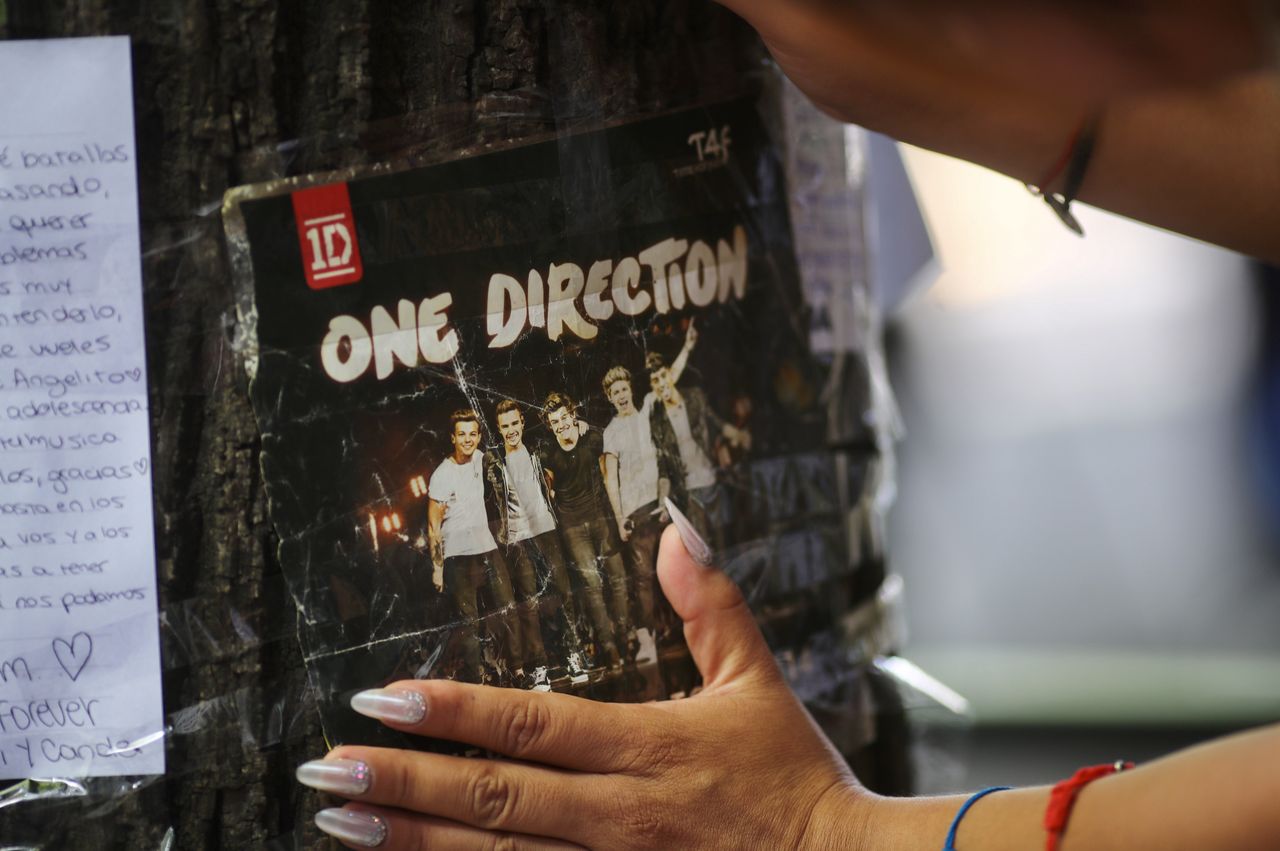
[226,96,871,747]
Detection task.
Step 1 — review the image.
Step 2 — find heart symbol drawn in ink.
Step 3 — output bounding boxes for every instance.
[53,632,93,681]
[133,458,150,476]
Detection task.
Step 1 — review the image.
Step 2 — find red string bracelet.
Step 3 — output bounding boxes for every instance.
[1043,760,1134,851]
[1031,117,1089,197]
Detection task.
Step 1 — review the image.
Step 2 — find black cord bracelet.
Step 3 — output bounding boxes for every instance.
[1029,111,1103,236]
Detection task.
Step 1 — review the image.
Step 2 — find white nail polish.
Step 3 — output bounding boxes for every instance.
[664,497,714,566]
[296,759,372,796]
[315,808,388,848]
[351,688,427,724]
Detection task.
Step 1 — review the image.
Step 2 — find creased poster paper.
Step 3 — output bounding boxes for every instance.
[227,97,870,751]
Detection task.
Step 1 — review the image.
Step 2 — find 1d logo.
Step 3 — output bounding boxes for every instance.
[291,182,364,289]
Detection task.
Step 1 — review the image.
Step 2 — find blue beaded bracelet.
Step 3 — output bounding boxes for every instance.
[942,786,1011,851]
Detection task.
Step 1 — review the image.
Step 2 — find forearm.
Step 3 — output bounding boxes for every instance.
[606,488,624,526]
[808,724,1280,851]
[1076,74,1280,263]
[427,502,445,566]
[725,0,1280,262]
[671,341,693,384]
[1061,724,1280,851]
[603,457,625,524]
[875,63,1280,262]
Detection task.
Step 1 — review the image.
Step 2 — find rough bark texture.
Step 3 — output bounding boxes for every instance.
[0,3,901,848]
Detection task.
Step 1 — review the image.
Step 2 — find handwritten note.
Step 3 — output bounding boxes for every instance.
[0,37,163,779]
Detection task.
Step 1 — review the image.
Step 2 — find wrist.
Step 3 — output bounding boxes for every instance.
[797,780,879,851]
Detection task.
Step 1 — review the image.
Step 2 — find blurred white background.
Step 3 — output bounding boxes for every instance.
[886,146,1280,736]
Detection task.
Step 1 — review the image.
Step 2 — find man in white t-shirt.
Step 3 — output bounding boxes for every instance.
[601,323,698,653]
[490,400,588,685]
[427,409,523,683]
[601,366,667,644]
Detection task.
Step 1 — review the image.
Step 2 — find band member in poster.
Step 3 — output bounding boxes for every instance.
[600,325,696,646]
[538,392,628,670]
[426,410,528,684]
[715,393,756,545]
[717,395,755,468]
[489,400,590,685]
[646,349,748,549]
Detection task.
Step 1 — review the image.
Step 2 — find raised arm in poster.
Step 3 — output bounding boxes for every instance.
[224,94,873,750]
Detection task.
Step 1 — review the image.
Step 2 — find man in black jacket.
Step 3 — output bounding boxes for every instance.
[487,400,589,686]
[538,392,627,670]
[646,352,748,548]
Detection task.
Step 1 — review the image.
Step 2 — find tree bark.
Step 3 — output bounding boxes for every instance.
[0,3,902,848]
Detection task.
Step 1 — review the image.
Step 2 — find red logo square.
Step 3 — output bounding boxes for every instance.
[292,182,364,289]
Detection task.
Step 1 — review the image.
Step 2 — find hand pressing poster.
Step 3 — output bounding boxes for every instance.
[225,95,873,750]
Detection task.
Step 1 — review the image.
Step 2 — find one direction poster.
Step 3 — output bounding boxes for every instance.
[224,96,876,749]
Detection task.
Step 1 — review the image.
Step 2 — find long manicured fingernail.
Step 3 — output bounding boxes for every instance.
[664,497,714,566]
[351,688,427,724]
[315,808,388,847]
[296,759,372,796]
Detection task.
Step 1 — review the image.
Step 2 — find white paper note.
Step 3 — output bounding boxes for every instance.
[0,36,163,779]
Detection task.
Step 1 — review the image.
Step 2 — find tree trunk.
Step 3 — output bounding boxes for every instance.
[0,3,904,847]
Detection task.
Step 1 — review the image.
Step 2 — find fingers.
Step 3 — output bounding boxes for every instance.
[314,804,583,850]
[300,748,602,844]
[655,524,778,688]
[348,680,648,773]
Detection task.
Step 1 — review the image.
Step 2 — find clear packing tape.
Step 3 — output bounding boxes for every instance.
[0,8,954,847]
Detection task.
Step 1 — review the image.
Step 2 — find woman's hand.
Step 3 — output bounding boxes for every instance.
[714,0,1280,264]
[715,0,1274,122]
[711,0,1276,176]
[297,525,870,850]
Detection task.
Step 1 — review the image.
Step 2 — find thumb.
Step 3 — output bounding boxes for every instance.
[656,510,777,688]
